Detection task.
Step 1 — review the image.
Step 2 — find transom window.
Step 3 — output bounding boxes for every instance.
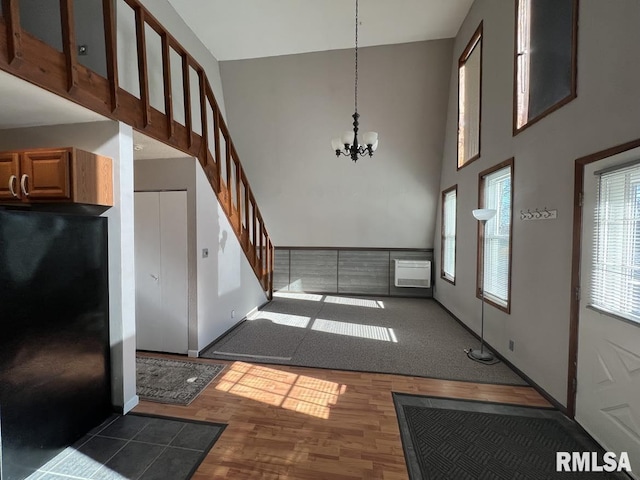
[514,0,578,133]
[457,23,482,169]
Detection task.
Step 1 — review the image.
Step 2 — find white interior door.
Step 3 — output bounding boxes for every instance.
[577,158,640,477]
[135,191,188,354]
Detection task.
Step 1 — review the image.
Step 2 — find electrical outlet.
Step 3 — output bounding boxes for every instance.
[231,310,235,319]
[202,248,209,258]
[509,340,515,351]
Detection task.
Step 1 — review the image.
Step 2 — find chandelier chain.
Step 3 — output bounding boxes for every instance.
[354,0,358,115]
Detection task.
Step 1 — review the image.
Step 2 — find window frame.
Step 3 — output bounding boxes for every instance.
[457,22,483,170]
[512,0,579,135]
[441,184,458,285]
[477,158,514,314]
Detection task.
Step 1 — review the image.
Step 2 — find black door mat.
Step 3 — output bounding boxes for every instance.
[393,393,631,480]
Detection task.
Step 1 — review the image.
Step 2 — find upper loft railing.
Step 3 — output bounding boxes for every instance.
[0,0,274,297]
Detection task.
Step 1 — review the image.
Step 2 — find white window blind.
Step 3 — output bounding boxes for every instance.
[458,35,481,168]
[592,163,640,324]
[442,189,457,281]
[482,166,512,307]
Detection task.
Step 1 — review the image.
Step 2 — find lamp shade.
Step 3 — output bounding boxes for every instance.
[331,138,343,151]
[341,130,355,146]
[371,139,379,152]
[473,209,497,221]
[363,131,378,146]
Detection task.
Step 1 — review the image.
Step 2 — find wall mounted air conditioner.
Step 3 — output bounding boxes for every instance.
[394,260,431,288]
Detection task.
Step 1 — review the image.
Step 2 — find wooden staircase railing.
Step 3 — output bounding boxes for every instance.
[0,0,274,298]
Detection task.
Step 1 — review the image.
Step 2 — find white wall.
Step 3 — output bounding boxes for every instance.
[220,40,453,248]
[195,162,267,350]
[434,0,640,406]
[0,121,138,413]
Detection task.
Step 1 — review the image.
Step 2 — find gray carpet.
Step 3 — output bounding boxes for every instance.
[201,293,526,385]
[393,393,629,479]
[136,356,226,405]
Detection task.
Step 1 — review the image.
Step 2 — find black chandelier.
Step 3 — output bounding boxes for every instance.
[331,0,378,162]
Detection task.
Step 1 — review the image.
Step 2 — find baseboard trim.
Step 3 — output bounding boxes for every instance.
[187,350,199,358]
[433,298,567,415]
[121,394,139,414]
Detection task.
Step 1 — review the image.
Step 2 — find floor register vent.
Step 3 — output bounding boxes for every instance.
[394,260,431,288]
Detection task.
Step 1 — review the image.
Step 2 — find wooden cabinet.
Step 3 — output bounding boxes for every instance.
[0,147,113,206]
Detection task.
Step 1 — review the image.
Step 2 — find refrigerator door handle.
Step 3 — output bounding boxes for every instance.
[20,174,30,197]
[9,175,18,197]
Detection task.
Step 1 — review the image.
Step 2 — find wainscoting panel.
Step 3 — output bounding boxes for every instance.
[289,250,339,293]
[273,249,290,291]
[276,248,433,298]
[338,250,390,295]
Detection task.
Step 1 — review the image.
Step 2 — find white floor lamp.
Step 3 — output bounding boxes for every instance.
[470,208,497,362]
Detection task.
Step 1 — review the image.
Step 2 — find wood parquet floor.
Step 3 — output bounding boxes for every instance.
[134,353,551,479]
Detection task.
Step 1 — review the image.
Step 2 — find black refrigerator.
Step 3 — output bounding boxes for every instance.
[0,210,112,480]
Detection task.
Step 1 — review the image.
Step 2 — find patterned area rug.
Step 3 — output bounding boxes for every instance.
[393,393,629,480]
[136,356,226,406]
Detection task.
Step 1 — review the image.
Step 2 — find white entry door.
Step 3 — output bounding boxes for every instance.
[577,157,640,478]
[135,191,188,354]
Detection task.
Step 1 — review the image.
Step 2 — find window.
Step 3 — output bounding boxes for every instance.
[441,185,457,284]
[514,0,578,133]
[457,23,482,169]
[478,159,514,312]
[591,162,640,324]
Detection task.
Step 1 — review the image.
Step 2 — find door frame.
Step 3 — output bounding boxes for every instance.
[567,137,640,418]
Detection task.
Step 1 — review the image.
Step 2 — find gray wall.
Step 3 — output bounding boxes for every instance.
[220,40,453,248]
[434,0,640,406]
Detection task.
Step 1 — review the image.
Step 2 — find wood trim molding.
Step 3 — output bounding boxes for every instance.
[440,184,457,285]
[566,137,640,418]
[476,158,514,314]
[513,0,579,136]
[457,21,483,171]
[2,0,23,65]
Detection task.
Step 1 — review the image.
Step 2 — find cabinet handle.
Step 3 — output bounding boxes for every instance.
[20,174,29,197]
[8,175,18,197]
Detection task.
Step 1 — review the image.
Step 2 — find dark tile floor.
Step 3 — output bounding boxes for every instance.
[26,414,225,480]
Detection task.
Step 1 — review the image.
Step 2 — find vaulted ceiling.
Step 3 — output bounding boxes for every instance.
[166,0,474,61]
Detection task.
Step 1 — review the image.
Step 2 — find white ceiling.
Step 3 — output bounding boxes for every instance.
[0,69,107,129]
[166,0,474,61]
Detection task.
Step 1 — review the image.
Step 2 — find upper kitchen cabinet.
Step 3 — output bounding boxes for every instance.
[0,147,113,207]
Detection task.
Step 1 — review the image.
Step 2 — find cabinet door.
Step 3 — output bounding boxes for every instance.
[0,153,21,201]
[21,149,71,200]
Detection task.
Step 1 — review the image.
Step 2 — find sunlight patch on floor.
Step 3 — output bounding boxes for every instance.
[312,318,397,342]
[274,291,323,301]
[215,362,346,419]
[324,295,384,309]
[247,311,310,328]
